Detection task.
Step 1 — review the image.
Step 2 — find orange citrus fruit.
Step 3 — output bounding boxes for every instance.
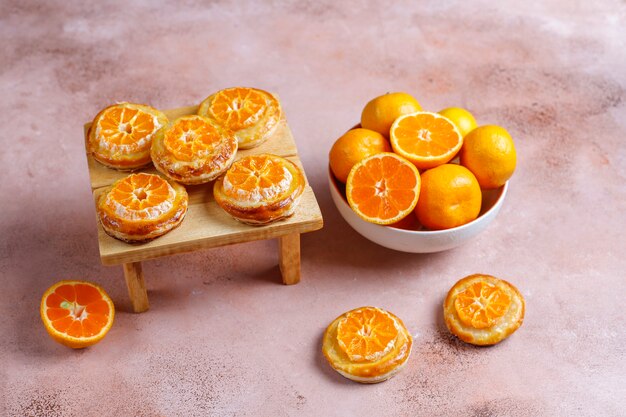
[329,128,391,183]
[108,173,171,214]
[163,116,224,162]
[438,107,477,137]
[361,92,422,136]
[460,125,517,189]
[40,280,115,349]
[415,164,481,230]
[390,111,463,170]
[346,152,420,225]
[454,280,512,329]
[336,307,400,362]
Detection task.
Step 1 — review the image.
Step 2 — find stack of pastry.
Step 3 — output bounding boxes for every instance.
[87,88,303,243]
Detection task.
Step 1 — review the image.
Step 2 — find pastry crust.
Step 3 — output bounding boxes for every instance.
[88,102,168,170]
[444,274,525,346]
[97,173,188,242]
[322,307,413,383]
[151,115,238,185]
[213,154,305,225]
[197,87,282,149]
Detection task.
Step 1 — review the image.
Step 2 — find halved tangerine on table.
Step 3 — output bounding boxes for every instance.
[346,152,420,225]
[40,280,115,349]
[88,102,168,170]
[390,111,463,170]
[198,87,282,149]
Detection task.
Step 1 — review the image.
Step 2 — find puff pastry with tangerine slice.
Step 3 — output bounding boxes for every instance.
[322,306,413,383]
[444,274,525,346]
[151,115,238,185]
[198,87,282,149]
[213,154,305,225]
[88,102,168,170]
[97,173,188,242]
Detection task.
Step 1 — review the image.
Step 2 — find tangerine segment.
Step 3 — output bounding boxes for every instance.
[40,281,115,349]
[390,112,463,169]
[336,307,400,362]
[207,87,270,131]
[346,153,420,225]
[97,106,158,151]
[107,173,173,216]
[222,155,290,202]
[454,281,512,329]
[163,116,223,162]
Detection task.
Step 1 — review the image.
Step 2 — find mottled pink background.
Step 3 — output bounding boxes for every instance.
[1,1,625,416]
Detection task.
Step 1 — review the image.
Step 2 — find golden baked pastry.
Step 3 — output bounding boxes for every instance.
[213,154,305,225]
[322,307,412,383]
[151,115,238,185]
[97,173,188,242]
[88,102,168,170]
[197,87,282,149]
[444,274,525,346]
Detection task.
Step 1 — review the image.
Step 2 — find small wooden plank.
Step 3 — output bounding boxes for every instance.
[278,233,301,285]
[84,107,298,190]
[123,262,149,313]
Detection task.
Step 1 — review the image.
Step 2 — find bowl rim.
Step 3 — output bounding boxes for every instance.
[328,164,508,236]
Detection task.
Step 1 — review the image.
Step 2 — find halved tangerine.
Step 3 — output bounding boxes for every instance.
[163,116,223,162]
[454,281,512,329]
[106,173,172,217]
[346,152,420,225]
[390,111,463,170]
[336,307,400,362]
[40,280,115,349]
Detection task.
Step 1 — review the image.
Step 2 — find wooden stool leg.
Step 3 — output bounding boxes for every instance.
[278,233,301,285]
[123,262,149,313]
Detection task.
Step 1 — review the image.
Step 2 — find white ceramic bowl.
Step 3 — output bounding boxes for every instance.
[328,166,508,253]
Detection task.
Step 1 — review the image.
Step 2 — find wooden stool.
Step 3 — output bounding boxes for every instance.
[84,105,323,312]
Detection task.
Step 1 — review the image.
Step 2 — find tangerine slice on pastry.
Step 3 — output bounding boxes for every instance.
[151,115,238,185]
[97,173,188,242]
[198,87,282,149]
[322,307,412,383]
[444,274,525,346]
[213,154,305,225]
[88,102,168,170]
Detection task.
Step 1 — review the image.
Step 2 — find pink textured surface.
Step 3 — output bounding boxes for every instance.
[1,1,625,416]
